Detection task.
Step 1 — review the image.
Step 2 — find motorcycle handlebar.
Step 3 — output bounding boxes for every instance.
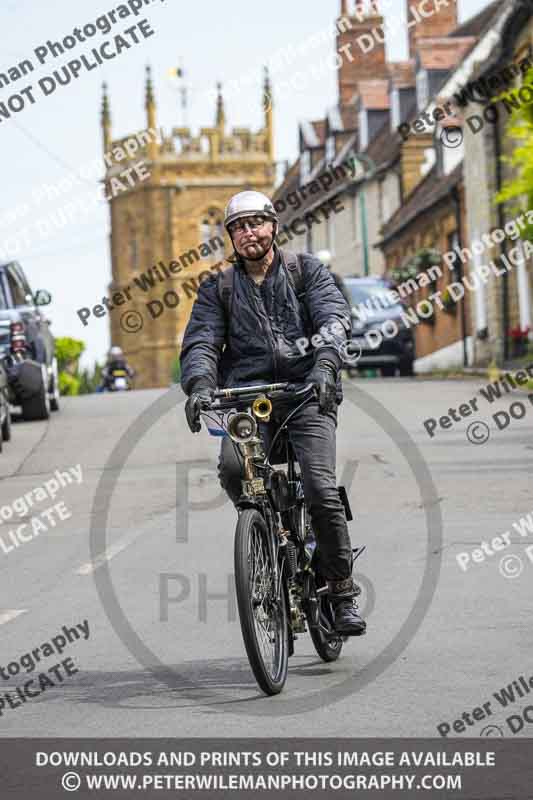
[203,382,316,411]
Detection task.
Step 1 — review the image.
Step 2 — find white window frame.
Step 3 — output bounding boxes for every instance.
[391,88,401,130]
[300,150,311,185]
[358,110,369,151]
[416,69,429,111]
[325,135,336,163]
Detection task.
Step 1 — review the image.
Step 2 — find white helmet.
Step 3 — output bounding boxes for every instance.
[109,346,123,358]
[224,191,278,231]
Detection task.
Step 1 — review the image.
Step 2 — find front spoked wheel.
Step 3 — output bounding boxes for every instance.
[234,509,289,695]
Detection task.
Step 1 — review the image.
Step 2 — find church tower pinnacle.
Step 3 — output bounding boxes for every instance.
[215,82,226,132]
[101,82,112,154]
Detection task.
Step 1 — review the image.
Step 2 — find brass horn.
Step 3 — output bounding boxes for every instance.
[252,394,272,422]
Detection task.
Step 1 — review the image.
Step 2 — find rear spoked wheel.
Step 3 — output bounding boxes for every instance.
[304,572,344,663]
[234,509,289,695]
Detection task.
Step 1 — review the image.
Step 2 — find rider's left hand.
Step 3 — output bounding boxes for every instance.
[308,358,337,414]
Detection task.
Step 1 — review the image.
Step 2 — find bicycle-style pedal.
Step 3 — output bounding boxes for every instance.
[351,545,366,563]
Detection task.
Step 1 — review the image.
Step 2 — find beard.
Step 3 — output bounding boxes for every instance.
[237,233,273,262]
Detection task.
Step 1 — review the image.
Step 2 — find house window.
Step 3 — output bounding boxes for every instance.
[447,231,459,271]
[379,178,391,223]
[327,213,336,256]
[200,208,224,260]
[325,135,336,163]
[416,69,429,110]
[391,88,401,130]
[300,150,311,185]
[358,110,369,150]
[441,128,464,174]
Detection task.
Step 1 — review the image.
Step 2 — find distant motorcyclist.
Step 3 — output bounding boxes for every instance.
[100,346,134,391]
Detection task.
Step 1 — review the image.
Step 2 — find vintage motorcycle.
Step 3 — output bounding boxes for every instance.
[201,381,364,695]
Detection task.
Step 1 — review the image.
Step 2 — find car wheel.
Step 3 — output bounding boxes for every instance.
[1,401,11,442]
[49,357,60,412]
[381,365,396,377]
[21,366,50,421]
[399,361,414,377]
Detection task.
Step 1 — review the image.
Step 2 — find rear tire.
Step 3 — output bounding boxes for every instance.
[305,573,343,662]
[381,365,396,377]
[1,403,11,442]
[49,358,60,411]
[234,509,289,695]
[22,366,50,421]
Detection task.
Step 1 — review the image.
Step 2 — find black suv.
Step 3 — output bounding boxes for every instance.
[0,261,60,420]
[343,277,415,377]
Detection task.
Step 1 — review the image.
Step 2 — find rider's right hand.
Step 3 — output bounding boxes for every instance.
[185,383,215,433]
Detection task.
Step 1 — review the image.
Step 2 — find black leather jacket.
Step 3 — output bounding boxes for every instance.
[180,248,351,403]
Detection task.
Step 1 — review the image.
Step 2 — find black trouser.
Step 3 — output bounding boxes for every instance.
[217,399,352,581]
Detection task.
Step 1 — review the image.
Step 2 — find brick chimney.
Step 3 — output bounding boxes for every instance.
[407,0,458,59]
[337,0,388,107]
[401,134,434,198]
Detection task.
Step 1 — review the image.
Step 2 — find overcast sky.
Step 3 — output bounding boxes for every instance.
[1,0,491,366]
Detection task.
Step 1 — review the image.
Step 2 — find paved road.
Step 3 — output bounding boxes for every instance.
[0,377,531,738]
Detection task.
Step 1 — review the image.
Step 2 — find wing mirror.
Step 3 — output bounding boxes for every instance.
[34,289,52,306]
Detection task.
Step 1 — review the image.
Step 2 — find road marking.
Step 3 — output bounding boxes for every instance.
[75,531,142,576]
[0,609,27,626]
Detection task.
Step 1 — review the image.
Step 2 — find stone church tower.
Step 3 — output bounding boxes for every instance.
[102,68,275,388]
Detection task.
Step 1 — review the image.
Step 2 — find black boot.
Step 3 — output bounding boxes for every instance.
[328,577,366,636]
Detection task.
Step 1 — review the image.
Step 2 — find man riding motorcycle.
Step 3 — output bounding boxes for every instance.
[100,346,135,391]
[180,191,365,636]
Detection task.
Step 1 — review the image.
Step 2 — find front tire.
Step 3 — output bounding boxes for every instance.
[234,509,289,695]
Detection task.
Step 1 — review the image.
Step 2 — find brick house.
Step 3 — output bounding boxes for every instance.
[434,0,533,366]
[273,0,529,371]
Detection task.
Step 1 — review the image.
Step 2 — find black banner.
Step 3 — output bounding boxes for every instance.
[1,738,533,799]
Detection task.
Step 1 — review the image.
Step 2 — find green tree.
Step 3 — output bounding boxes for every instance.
[54,337,102,395]
[78,362,103,394]
[55,337,85,374]
[58,372,80,396]
[495,67,533,241]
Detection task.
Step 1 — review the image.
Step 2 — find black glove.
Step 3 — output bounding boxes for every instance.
[308,358,337,414]
[185,381,215,433]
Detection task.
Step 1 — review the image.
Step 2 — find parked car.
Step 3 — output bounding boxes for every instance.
[343,276,415,377]
[0,261,60,420]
